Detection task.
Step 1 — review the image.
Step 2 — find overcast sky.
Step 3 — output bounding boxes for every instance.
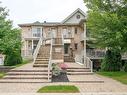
[0,0,87,27]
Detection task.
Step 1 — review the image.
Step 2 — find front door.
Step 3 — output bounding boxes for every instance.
[64,44,70,55]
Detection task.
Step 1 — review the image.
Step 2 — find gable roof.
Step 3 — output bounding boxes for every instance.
[62,8,86,24]
[18,8,86,27]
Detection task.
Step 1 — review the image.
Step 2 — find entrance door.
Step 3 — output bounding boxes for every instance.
[64,44,70,54]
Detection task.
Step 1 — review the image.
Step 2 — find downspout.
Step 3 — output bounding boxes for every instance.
[84,22,86,66]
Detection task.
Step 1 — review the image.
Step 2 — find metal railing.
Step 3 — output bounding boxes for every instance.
[48,36,53,81]
[86,57,93,72]
[21,49,33,57]
[33,37,43,64]
[86,49,106,58]
[32,33,41,37]
[63,34,73,38]
[74,54,83,64]
[74,50,93,72]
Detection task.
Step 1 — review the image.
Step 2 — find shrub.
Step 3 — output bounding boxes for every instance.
[101,49,122,71]
[52,63,61,76]
[4,51,22,66]
[123,63,127,72]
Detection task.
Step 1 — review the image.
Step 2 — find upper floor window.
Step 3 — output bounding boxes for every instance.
[48,28,56,38]
[37,28,41,32]
[75,28,77,34]
[32,27,42,37]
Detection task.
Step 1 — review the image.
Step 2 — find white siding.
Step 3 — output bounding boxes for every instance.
[64,12,85,24]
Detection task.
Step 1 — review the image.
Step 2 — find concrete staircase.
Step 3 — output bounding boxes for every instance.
[0,69,51,83]
[65,63,104,83]
[33,45,50,67]
[67,67,93,75]
[0,44,52,83]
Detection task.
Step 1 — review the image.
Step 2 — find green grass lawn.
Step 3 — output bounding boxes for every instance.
[37,85,80,93]
[0,72,6,78]
[97,71,127,84]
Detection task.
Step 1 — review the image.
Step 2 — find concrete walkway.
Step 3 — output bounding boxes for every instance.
[0,62,127,93]
[0,93,127,95]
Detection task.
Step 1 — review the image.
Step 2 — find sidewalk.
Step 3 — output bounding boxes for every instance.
[0,92,127,95]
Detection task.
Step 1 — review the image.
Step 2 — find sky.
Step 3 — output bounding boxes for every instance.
[0,0,87,27]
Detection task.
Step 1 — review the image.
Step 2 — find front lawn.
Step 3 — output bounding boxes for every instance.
[37,85,79,93]
[97,72,127,84]
[0,72,6,78]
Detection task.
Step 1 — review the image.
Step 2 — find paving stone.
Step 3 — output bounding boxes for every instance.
[0,62,127,93]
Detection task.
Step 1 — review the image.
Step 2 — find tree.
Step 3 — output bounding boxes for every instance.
[101,49,121,71]
[0,2,22,66]
[84,0,127,71]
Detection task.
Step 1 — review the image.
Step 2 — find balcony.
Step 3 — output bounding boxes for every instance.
[32,33,41,37]
[63,34,73,39]
[86,49,105,59]
[86,49,127,60]
[23,32,41,40]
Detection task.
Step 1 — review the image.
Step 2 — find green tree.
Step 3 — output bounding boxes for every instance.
[0,2,22,66]
[84,0,127,71]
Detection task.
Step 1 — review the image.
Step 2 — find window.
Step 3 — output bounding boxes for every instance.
[63,28,67,38]
[76,15,80,19]
[32,27,41,37]
[51,28,56,38]
[37,28,41,32]
[75,28,77,34]
[75,43,78,50]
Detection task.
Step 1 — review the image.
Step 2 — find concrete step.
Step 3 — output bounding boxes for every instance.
[9,70,50,72]
[3,75,51,79]
[35,60,48,63]
[37,54,49,57]
[67,69,91,72]
[35,59,49,61]
[0,79,50,83]
[34,62,48,64]
[7,72,51,75]
[36,57,49,59]
[67,72,93,75]
[33,64,48,67]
